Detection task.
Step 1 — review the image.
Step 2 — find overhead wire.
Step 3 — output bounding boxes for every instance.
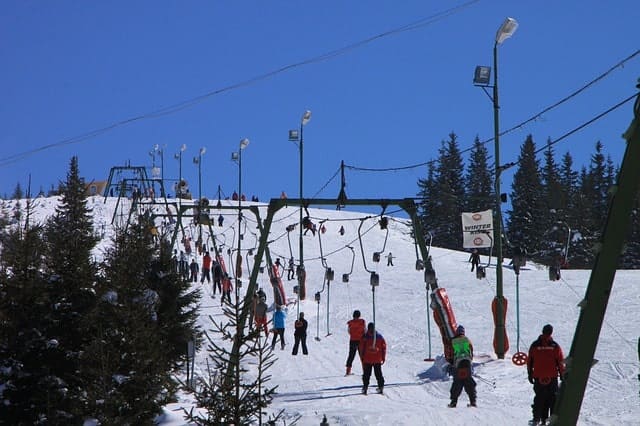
[0,1,480,168]
[343,49,640,175]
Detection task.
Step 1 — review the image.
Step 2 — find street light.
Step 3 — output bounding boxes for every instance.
[473,17,518,360]
[193,147,206,202]
[289,110,312,313]
[174,144,187,208]
[232,138,250,298]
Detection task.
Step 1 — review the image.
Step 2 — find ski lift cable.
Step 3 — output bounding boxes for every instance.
[357,218,376,274]
[556,275,636,353]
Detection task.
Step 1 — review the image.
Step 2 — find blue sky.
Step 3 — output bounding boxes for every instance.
[1,1,639,206]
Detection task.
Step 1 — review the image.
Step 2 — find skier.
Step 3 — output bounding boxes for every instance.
[200,251,212,284]
[345,310,366,376]
[287,257,295,281]
[189,258,199,283]
[212,260,223,296]
[469,249,481,272]
[271,305,287,350]
[257,287,267,302]
[386,252,394,266]
[527,324,565,425]
[292,312,308,355]
[339,225,345,236]
[275,258,284,276]
[448,325,477,408]
[220,273,233,305]
[217,214,224,227]
[359,322,386,395]
[179,251,189,280]
[254,297,269,336]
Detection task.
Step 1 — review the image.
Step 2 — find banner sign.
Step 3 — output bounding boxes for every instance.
[461,209,493,248]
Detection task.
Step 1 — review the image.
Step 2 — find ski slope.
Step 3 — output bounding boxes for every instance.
[9,196,638,425]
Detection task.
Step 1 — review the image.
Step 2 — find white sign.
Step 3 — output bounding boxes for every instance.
[461,209,493,248]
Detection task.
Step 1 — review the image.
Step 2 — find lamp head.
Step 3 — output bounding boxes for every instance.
[199,147,207,156]
[301,110,312,126]
[288,129,299,141]
[240,138,250,149]
[231,152,239,161]
[496,17,518,44]
[180,143,187,152]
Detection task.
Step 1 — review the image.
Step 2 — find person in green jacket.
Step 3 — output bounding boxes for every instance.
[448,325,477,408]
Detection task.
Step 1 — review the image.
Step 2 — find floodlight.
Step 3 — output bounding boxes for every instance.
[240,138,250,149]
[289,129,299,141]
[473,66,491,86]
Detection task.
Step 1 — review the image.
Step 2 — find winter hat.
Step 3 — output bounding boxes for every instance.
[367,322,375,332]
[353,310,361,318]
[456,325,465,335]
[542,324,553,336]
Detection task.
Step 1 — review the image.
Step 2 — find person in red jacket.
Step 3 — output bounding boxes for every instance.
[359,322,386,395]
[345,310,366,376]
[527,324,565,425]
[200,252,212,285]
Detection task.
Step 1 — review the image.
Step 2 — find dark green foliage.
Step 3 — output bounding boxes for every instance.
[506,135,546,259]
[84,213,201,424]
[464,136,493,213]
[417,133,465,250]
[0,200,61,424]
[40,156,99,420]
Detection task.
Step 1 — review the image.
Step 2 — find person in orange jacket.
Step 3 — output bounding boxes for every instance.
[359,322,386,395]
[345,310,366,376]
[527,324,565,425]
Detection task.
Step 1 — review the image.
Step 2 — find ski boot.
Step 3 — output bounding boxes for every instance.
[362,386,368,395]
[345,366,352,376]
[376,387,383,394]
[447,400,457,408]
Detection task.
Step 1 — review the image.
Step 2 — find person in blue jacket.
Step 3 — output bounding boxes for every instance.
[271,305,287,350]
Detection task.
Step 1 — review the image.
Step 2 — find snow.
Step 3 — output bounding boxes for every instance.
[10,196,639,425]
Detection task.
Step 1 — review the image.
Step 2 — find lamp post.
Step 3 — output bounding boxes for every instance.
[174,144,187,206]
[232,138,250,299]
[289,110,312,313]
[473,17,518,360]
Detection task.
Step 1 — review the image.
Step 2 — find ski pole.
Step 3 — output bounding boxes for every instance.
[473,373,496,388]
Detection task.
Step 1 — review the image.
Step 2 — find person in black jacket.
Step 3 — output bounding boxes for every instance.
[469,249,481,272]
[292,312,308,355]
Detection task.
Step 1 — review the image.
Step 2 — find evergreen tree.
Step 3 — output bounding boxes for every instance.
[538,140,567,261]
[417,160,438,241]
[0,200,56,424]
[185,296,282,425]
[571,142,611,268]
[506,135,546,260]
[84,213,200,424]
[427,133,466,249]
[12,182,23,200]
[464,136,493,213]
[39,156,99,420]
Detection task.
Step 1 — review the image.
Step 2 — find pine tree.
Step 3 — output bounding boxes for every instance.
[184,295,282,425]
[538,140,567,262]
[571,142,611,268]
[84,213,200,423]
[0,199,55,424]
[428,133,466,250]
[417,160,438,239]
[506,135,546,260]
[37,156,99,420]
[464,136,493,213]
